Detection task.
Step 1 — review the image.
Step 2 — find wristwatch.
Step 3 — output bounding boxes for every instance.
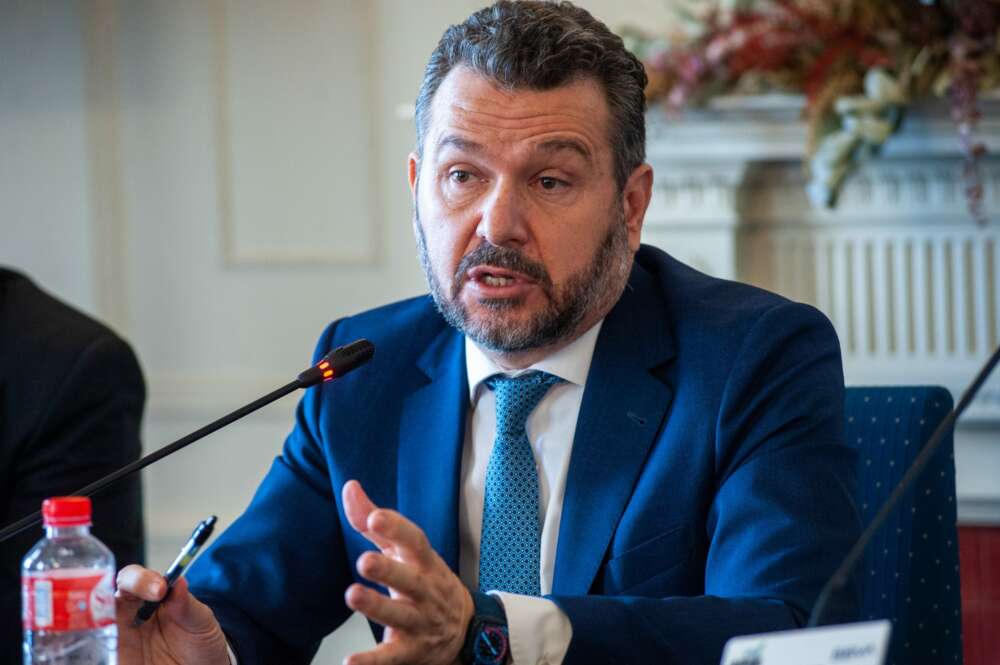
[460,591,510,665]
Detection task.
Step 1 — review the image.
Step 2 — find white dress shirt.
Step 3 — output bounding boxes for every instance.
[460,321,603,665]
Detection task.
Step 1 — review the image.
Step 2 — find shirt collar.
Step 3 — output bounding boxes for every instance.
[465,320,604,403]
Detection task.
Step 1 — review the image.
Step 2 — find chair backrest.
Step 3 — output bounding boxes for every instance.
[845,386,962,665]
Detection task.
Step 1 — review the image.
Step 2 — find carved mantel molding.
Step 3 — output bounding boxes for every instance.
[646,95,1000,160]
[644,97,1000,226]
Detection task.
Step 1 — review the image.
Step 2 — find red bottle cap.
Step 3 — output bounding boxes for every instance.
[42,496,92,527]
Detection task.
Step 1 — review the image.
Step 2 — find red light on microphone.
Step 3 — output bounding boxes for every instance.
[296,339,374,388]
[317,359,335,381]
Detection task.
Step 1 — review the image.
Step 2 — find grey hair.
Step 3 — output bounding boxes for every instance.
[414,0,648,190]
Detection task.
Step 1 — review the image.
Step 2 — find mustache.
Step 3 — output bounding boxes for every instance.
[453,244,552,289]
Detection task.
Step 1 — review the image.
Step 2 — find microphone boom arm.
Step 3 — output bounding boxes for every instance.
[0,338,374,544]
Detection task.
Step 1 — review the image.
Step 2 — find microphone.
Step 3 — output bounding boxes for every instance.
[807,342,1000,627]
[0,338,375,544]
[297,339,375,387]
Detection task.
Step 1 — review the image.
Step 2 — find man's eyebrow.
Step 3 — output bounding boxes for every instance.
[434,134,594,163]
[436,135,485,154]
[536,138,593,164]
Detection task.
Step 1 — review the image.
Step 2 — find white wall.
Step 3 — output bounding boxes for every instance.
[0,0,96,311]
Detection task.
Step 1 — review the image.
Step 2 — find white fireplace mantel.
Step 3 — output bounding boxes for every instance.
[647,95,1000,161]
[642,97,1000,524]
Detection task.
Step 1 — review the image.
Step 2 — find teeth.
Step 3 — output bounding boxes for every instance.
[483,275,514,286]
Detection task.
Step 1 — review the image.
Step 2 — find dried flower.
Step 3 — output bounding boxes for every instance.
[631,0,999,222]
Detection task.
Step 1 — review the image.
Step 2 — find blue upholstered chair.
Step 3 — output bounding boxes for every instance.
[845,386,963,665]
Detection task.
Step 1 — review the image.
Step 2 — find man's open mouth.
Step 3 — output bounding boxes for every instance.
[483,275,513,286]
[467,265,534,287]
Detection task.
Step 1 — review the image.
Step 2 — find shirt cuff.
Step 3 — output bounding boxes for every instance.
[491,592,572,665]
[227,642,238,665]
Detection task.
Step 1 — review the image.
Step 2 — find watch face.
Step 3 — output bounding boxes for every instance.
[474,624,509,664]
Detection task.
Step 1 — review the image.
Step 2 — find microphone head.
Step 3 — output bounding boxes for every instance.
[298,339,375,387]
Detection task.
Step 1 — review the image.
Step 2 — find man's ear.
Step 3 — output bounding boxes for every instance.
[408,153,419,200]
[622,164,653,253]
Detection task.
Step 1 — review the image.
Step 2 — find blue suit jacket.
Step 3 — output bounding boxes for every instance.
[187,245,861,664]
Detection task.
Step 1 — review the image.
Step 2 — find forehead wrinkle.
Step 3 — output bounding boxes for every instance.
[451,99,594,124]
[426,72,611,171]
[448,104,601,145]
[434,114,601,164]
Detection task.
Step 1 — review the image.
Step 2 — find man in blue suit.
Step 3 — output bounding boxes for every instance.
[114,2,860,664]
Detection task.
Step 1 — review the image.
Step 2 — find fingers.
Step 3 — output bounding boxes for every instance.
[344,508,472,665]
[115,566,221,637]
[345,584,421,631]
[343,480,432,563]
[344,641,410,665]
[158,577,223,635]
[356,552,424,599]
[343,480,377,534]
[343,480,393,551]
[116,564,168,602]
[366,509,433,566]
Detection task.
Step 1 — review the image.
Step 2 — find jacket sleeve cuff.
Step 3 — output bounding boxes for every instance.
[491,592,572,665]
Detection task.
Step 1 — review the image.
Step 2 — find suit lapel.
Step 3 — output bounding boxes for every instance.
[397,326,468,573]
[552,265,676,595]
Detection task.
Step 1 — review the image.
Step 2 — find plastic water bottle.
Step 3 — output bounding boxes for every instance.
[21,496,117,665]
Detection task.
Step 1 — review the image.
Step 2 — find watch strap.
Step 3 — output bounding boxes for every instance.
[460,591,509,665]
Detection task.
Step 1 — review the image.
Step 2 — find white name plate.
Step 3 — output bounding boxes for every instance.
[720,621,891,665]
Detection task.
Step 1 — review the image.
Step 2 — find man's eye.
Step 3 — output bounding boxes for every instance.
[538,176,565,190]
[449,170,473,184]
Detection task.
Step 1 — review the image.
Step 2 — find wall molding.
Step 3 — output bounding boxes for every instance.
[957,497,1000,526]
[83,0,132,337]
[146,372,300,422]
[643,158,1000,226]
[211,0,381,268]
[647,95,1000,162]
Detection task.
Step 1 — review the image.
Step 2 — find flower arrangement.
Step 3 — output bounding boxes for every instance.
[624,0,1000,223]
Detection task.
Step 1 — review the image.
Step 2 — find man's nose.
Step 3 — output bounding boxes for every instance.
[476,180,529,248]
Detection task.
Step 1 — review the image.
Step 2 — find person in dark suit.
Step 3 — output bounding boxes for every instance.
[114,3,860,664]
[0,268,145,659]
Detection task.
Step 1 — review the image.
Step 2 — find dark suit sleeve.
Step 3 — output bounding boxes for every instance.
[186,323,356,664]
[549,303,861,665]
[0,334,145,657]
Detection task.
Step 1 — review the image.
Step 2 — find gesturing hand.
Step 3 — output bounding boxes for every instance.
[342,480,474,665]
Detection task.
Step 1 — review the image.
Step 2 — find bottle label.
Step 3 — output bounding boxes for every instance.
[22,570,115,631]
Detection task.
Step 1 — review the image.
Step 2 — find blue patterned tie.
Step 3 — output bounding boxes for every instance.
[478,371,563,595]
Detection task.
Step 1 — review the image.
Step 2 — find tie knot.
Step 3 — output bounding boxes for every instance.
[485,371,563,436]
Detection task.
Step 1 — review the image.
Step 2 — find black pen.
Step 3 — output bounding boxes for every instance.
[133,515,217,627]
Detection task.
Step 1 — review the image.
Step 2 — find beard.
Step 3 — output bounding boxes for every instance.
[413,205,634,354]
